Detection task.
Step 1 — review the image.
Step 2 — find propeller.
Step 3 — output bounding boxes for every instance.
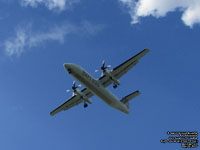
[95,60,111,76]
[66,81,81,94]
[72,81,81,90]
[101,60,111,71]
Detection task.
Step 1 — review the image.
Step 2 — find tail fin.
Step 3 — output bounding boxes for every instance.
[120,90,140,109]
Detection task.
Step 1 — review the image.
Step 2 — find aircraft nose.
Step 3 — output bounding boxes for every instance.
[64,63,72,74]
[64,63,69,69]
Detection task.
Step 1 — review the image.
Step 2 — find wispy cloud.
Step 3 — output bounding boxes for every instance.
[4,22,104,57]
[20,0,79,11]
[119,0,200,28]
[4,28,27,57]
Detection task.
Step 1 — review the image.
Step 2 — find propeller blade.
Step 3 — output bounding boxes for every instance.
[102,60,105,65]
[73,80,76,85]
[101,60,106,70]
[107,65,111,68]
[101,72,104,77]
[72,80,76,90]
[66,89,70,92]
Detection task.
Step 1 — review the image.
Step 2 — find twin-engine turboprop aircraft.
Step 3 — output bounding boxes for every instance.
[50,49,150,116]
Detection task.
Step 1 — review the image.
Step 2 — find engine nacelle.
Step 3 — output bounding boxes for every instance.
[104,70,120,86]
[74,89,92,104]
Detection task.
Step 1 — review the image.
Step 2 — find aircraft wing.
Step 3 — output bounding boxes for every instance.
[99,49,150,87]
[50,88,93,116]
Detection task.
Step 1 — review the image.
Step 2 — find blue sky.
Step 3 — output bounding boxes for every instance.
[0,0,200,150]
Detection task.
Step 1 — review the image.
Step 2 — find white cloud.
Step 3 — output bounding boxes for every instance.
[4,22,104,57]
[4,28,27,56]
[119,0,200,28]
[20,0,79,11]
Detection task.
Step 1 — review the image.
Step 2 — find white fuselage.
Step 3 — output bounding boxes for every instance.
[64,63,129,114]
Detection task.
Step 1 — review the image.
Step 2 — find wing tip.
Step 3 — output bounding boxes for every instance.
[50,109,61,116]
[143,48,150,53]
[50,112,55,116]
[136,90,141,95]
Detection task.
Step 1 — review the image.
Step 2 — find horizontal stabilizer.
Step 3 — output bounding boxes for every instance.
[120,90,140,104]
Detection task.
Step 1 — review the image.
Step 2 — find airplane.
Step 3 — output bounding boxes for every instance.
[50,48,150,116]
